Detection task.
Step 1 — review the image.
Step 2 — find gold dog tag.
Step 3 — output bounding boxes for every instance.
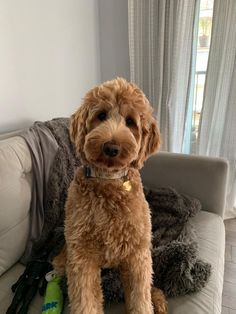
[123,180,132,192]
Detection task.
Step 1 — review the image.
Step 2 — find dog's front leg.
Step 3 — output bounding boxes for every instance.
[120,249,154,314]
[66,253,103,314]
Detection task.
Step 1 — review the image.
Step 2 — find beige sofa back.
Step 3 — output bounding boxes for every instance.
[141,152,228,217]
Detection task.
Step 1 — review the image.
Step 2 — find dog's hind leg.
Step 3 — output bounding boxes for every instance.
[151,287,168,314]
[120,249,154,314]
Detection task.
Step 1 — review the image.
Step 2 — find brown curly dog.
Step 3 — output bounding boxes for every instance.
[53,78,167,314]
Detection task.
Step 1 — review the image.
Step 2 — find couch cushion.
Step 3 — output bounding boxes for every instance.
[0,136,32,275]
[0,211,225,314]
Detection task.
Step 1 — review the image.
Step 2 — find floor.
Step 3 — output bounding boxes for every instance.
[222,219,236,314]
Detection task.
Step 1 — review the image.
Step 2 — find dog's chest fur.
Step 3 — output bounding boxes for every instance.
[65,167,151,267]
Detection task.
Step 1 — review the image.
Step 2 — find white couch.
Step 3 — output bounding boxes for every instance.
[0,134,228,314]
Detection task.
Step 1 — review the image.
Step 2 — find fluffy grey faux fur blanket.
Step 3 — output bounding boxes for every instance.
[24,118,211,300]
[102,187,211,301]
[146,187,211,297]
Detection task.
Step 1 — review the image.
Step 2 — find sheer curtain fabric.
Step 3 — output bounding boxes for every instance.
[198,0,236,218]
[128,0,198,152]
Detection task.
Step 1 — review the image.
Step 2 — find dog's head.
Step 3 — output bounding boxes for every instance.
[70,78,160,170]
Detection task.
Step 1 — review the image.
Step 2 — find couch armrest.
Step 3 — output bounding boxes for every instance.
[141,152,228,218]
[0,136,32,275]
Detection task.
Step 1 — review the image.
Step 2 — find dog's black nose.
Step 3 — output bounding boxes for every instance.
[103,142,120,157]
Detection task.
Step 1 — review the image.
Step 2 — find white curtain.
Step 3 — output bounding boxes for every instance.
[128,0,199,152]
[198,0,236,219]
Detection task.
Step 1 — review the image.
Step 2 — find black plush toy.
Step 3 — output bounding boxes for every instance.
[6,260,52,314]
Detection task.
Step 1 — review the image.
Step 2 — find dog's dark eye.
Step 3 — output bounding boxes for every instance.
[97,111,107,121]
[126,117,135,127]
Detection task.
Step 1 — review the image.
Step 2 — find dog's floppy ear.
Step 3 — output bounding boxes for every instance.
[132,117,160,169]
[70,101,89,159]
[146,118,161,157]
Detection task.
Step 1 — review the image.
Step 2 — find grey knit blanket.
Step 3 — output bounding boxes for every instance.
[21,118,80,262]
[23,118,211,300]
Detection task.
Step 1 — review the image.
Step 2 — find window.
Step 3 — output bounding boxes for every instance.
[190,0,214,154]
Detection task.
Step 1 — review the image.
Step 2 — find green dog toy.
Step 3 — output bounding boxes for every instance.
[42,270,63,314]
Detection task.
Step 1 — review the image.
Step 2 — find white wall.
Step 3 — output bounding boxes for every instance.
[0,0,101,133]
[98,0,130,82]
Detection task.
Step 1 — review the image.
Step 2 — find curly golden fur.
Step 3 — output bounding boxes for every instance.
[53,78,167,313]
